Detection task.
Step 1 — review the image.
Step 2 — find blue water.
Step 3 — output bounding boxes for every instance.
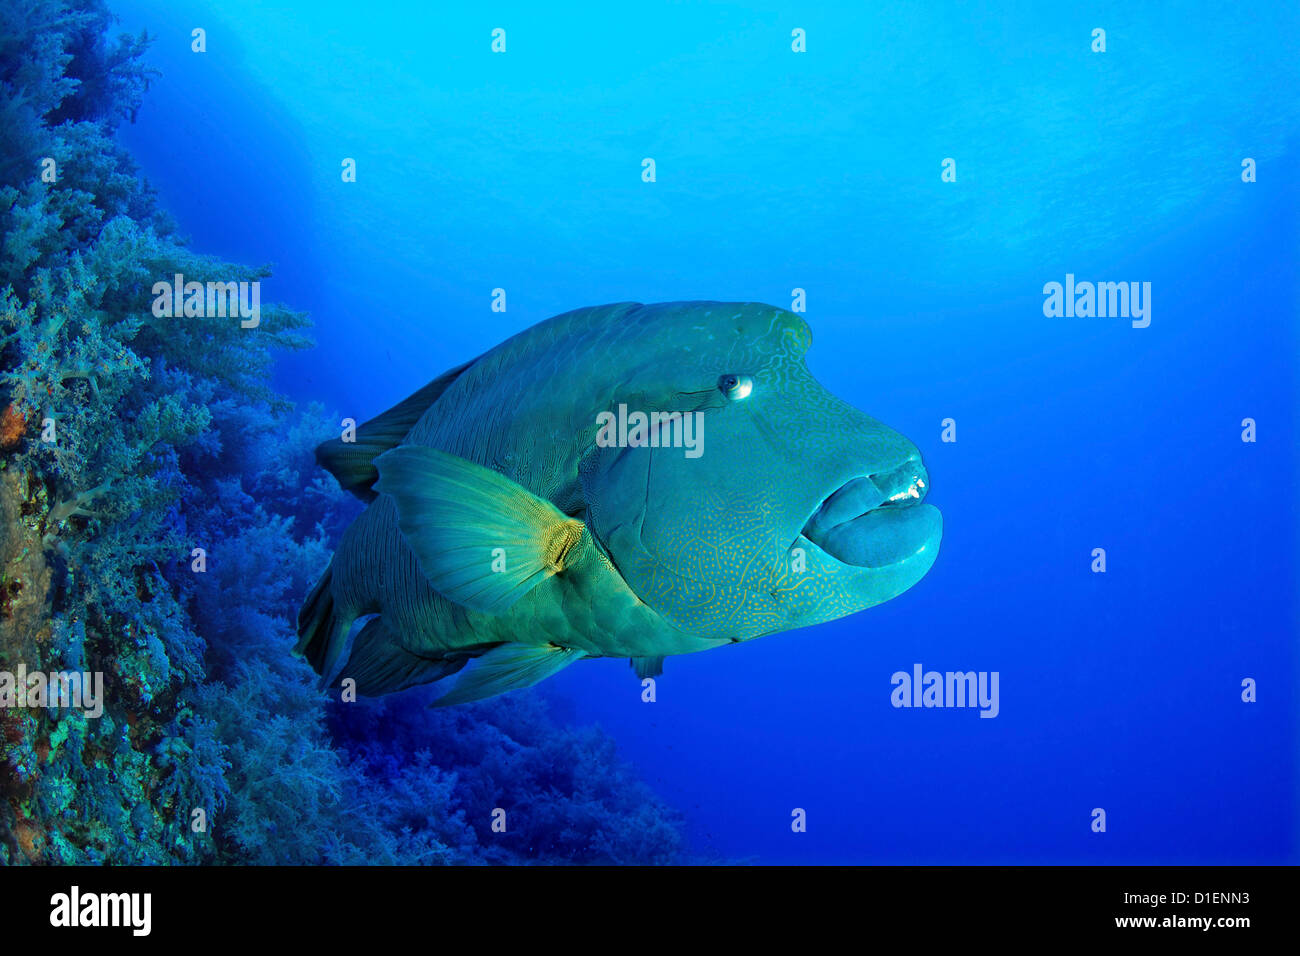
[112,0,1298,863]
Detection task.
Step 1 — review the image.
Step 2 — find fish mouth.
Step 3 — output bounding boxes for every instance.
[799,458,941,569]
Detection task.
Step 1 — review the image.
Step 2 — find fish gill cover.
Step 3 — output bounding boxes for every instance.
[0,0,684,865]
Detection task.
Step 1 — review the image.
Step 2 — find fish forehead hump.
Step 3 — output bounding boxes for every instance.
[403,301,811,456]
[468,301,809,391]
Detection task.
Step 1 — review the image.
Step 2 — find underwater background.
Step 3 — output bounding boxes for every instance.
[1,0,1295,865]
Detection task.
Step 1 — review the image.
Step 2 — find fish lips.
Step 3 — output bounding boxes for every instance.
[800,464,942,571]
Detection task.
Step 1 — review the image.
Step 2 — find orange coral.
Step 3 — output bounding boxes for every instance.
[0,404,26,450]
[14,817,44,862]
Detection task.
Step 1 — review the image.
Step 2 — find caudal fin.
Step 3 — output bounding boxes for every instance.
[294,562,353,683]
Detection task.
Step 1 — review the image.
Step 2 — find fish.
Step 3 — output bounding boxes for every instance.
[295,301,941,705]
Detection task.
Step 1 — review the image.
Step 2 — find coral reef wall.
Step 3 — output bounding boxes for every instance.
[0,0,683,865]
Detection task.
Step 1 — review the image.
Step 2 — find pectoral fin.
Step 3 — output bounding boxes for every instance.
[431,642,585,707]
[373,445,584,614]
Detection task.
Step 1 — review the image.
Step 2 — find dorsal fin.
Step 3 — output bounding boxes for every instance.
[316,358,475,501]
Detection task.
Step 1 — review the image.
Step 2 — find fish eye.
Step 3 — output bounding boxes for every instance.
[717,374,753,401]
